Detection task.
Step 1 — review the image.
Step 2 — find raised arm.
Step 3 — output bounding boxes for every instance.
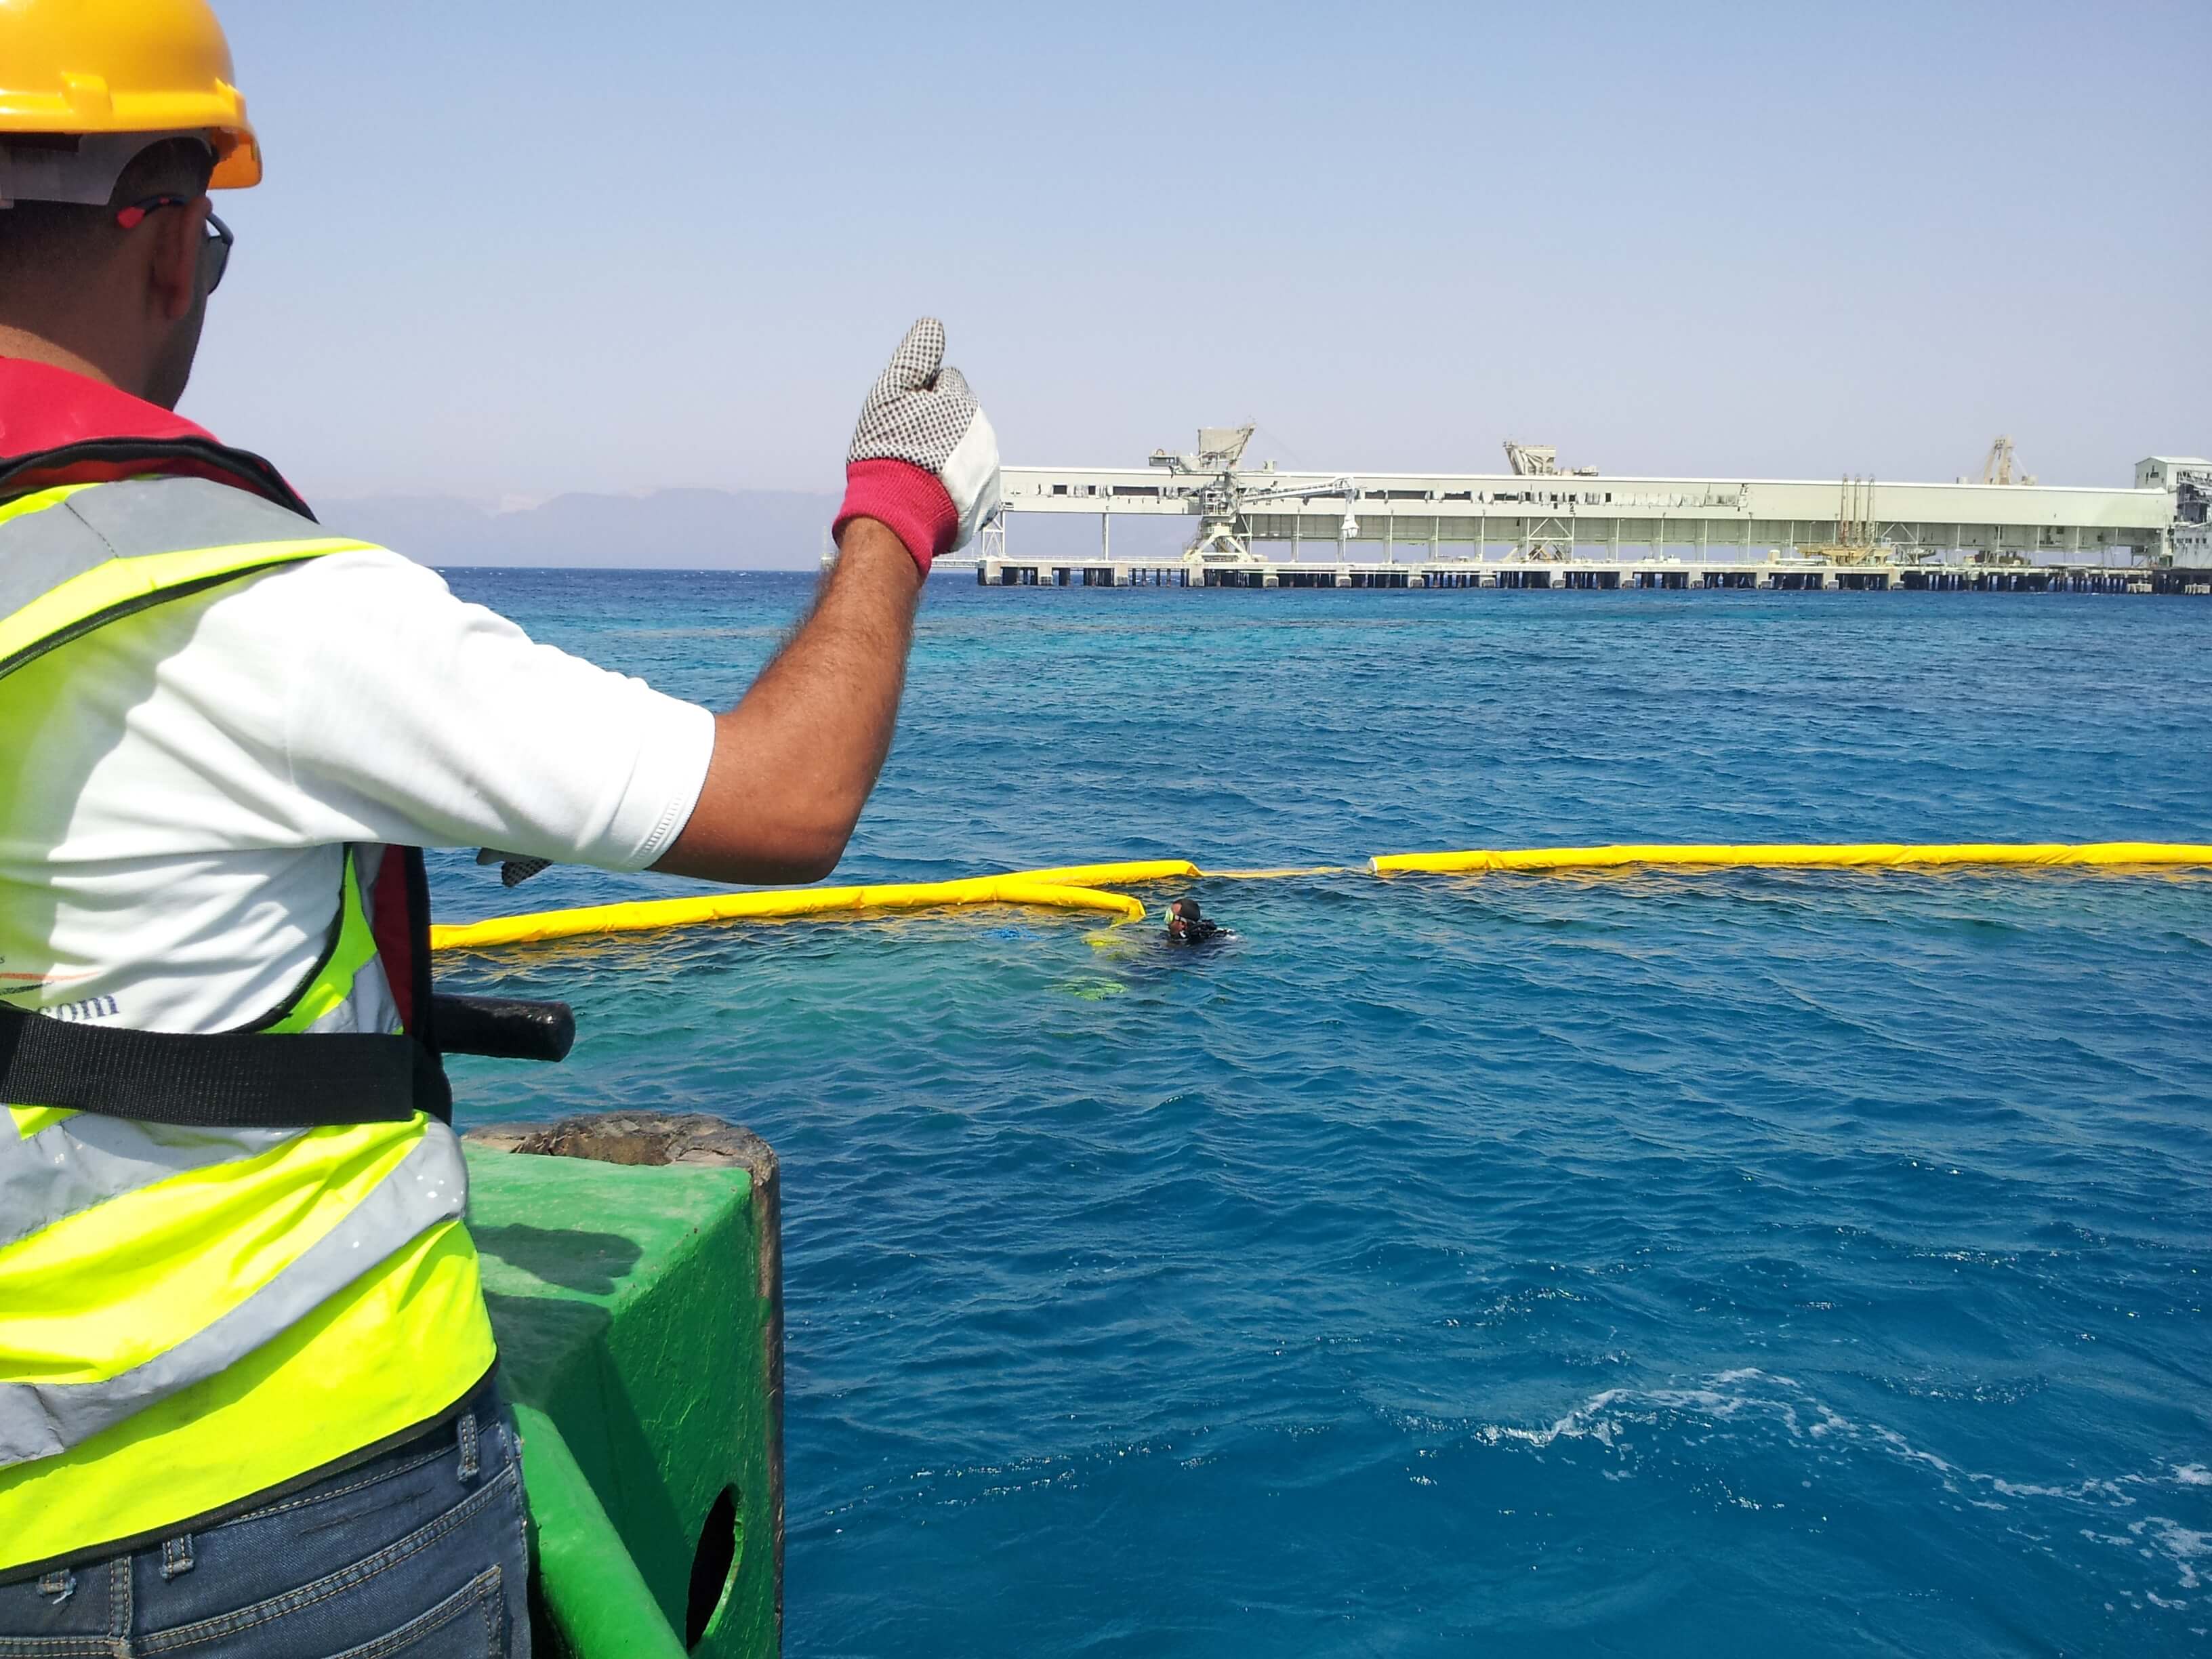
[653,319,1000,885]
[653,518,918,883]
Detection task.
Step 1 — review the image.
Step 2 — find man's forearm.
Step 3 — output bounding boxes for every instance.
[652,317,994,885]
[652,517,920,884]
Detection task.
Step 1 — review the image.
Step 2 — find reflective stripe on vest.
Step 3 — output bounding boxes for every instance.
[0,474,491,1573]
[0,476,371,683]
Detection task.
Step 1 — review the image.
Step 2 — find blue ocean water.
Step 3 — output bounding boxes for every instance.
[434,571,2212,1657]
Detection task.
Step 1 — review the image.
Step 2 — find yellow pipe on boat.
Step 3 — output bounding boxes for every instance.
[430,874,1144,952]
[1370,842,2212,876]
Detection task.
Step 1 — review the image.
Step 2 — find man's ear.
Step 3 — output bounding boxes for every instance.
[146,197,210,322]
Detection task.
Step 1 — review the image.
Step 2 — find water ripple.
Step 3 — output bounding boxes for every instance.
[439,575,2212,1658]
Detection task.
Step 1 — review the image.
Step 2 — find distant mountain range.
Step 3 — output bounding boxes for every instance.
[310,489,840,571]
[307,485,1185,570]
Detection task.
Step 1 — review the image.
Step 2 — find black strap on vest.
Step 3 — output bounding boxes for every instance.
[0,435,312,518]
[0,1005,450,1130]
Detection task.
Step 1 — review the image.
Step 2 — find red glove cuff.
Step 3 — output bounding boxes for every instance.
[833,459,958,575]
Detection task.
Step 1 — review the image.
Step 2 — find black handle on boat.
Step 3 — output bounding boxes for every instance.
[434,995,575,1063]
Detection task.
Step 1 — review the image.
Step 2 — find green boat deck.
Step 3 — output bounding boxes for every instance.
[464,1114,783,1657]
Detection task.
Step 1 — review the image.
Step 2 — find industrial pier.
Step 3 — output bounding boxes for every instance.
[977,561,2191,593]
[956,432,2211,594]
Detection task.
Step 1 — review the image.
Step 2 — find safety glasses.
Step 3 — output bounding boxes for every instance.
[114,194,234,295]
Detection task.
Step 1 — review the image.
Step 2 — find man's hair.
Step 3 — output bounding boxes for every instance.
[0,136,215,282]
[1172,898,1202,921]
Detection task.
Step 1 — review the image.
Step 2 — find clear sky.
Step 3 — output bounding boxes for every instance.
[188,1,2207,504]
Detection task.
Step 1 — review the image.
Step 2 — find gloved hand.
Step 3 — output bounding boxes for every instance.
[832,318,1000,575]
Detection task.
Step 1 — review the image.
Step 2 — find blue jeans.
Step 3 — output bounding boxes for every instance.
[0,1380,530,1657]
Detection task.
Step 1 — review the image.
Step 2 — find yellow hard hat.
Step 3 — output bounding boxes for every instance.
[0,0,260,188]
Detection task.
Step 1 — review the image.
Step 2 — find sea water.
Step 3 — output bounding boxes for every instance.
[434,571,2212,1657]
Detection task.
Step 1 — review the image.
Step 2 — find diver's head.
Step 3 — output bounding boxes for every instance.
[1167,897,1202,937]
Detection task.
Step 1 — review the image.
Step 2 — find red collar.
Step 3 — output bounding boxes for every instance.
[0,355,306,514]
[0,357,216,454]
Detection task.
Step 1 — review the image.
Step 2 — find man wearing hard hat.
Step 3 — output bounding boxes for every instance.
[0,1,998,1649]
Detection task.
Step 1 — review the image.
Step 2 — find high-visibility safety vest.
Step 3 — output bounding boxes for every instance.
[0,365,494,1578]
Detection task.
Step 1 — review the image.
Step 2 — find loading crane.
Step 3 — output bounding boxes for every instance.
[1800,475,1896,565]
[1503,441,1600,478]
[1149,426,1360,564]
[1979,435,2038,486]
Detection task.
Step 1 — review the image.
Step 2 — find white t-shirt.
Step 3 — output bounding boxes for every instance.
[0,548,716,1033]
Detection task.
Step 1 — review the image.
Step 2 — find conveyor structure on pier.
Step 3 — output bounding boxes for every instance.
[956,432,2210,593]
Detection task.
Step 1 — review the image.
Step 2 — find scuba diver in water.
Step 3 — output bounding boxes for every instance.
[1165,897,1225,944]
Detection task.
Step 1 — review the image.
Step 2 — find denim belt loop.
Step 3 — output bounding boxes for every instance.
[159,1533,195,1581]
[35,1568,75,1605]
[457,1409,480,1483]
[106,1557,131,1648]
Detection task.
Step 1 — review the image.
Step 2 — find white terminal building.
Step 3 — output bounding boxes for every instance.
[962,430,2211,592]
